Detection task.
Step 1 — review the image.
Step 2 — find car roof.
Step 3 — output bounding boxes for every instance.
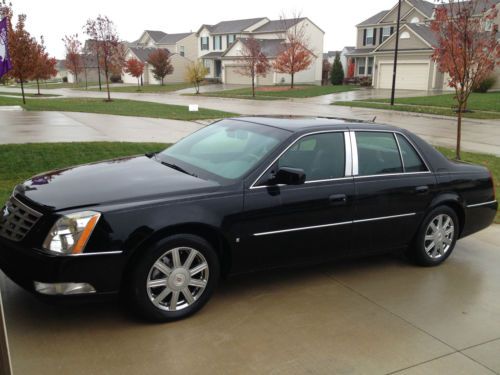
[230,116,400,133]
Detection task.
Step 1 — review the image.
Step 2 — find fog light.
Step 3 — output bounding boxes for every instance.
[34,282,96,295]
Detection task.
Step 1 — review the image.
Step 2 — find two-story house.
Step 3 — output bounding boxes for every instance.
[197,17,324,85]
[348,0,500,91]
[122,30,197,84]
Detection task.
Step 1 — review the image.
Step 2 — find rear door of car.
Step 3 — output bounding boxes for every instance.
[350,130,437,254]
[235,130,355,272]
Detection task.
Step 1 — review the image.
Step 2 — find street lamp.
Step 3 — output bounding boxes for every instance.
[390,0,402,106]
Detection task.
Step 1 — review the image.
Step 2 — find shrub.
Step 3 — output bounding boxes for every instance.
[62,76,68,83]
[473,76,496,93]
[110,74,123,83]
[330,52,344,85]
[359,76,372,87]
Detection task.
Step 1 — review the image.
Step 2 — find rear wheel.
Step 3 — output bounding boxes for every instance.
[127,234,219,322]
[409,206,459,266]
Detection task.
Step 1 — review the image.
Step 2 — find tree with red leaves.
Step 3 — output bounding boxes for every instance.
[147,49,173,85]
[236,37,270,97]
[31,37,57,95]
[432,0,499,159]
[273,13,313,88]
[7,14,37,104]
[124,57,144,90]
[84,15,122,101]
[62,34,82,86]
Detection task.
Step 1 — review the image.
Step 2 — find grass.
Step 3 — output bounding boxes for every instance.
[333,92,500,119]
[197,85,359,100]
[0,142,169,206]
[0,91,60,98]
[0,96,237,121]
[0,143,497,223]
[86,83,200,93]
[8,81,100,90]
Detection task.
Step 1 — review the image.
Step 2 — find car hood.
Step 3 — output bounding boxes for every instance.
[16,156,220,211]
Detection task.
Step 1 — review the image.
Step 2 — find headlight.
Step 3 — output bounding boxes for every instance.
[43,211,101,255]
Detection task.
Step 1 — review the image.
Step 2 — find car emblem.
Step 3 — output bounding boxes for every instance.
[2,205,9,218]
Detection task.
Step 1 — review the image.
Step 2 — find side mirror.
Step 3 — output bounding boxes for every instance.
[271,167,306,185]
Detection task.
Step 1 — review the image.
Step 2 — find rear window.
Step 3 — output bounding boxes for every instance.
[396,134,427,172]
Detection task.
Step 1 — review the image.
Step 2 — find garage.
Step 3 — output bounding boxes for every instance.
[224,66,252,85]
[257,71,274,86]
[378,62,430,90]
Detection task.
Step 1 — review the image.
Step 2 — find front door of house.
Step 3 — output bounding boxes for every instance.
[215,60,222,79]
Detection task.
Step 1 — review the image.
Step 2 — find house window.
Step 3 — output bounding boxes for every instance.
[227,34,236,46]
[203,59,211,74]
[485,20,493,31]
[366,28,374,45]
[357,58,366,75]
[179,46,185,57]
[410,16,420,23]
[400,31,410,39]
[213,35,222,50]
[367,57,374,75]
[201,37,209,50]
[382,26,391,42]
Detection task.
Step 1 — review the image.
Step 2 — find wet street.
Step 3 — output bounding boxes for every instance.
[1,225,500,374]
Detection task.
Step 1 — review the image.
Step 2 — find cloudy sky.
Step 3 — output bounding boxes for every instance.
[10,0,399,59]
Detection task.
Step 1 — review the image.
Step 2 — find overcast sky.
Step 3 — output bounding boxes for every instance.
[10,0,399,59]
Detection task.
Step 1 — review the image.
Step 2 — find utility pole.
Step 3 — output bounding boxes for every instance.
[390,0,402,106]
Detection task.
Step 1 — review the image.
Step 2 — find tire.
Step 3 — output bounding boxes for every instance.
[409,206,459,266]
[127,234,220,322]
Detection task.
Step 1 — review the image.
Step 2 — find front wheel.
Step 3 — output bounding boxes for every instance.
[127,234,220,322]
[409,206,459,266]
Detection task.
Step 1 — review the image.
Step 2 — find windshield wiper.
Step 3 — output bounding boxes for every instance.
[160,161,198,178]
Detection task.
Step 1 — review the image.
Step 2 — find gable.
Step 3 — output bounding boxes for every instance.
[379,0,414,23]
[401,7,426,23]
[375,25,431,51]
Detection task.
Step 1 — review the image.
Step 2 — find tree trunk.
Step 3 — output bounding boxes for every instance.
[36,79,40,95]
[137,77,140,91]
[456,103,463,160]
[96,52,102,91]
[20,78,26,105]
[252,74,255,98]
[291,73,295,89]
[74,72,78,86]
[84,68,88,90]
[104,60,111,101]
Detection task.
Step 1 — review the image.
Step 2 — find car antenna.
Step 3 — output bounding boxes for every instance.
[371,116,377,123]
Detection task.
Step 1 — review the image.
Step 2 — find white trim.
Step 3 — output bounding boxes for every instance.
[252,212,417,236]
[344,132,353,176]
[466,200,497,208]
[373,24,432,53]
[350,131,359,176]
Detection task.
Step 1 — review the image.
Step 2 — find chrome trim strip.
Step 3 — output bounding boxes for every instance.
[466,200,497,208]
[353,212,416,223]
[393,132,405,172]
[344,131,352,177]
[253,212,416,236]
[350,131,359,176]
[354,171,432,179]
[305,177,353,184]
[69,250,124,257]
[249,130,348,190]
[253,221,352,237]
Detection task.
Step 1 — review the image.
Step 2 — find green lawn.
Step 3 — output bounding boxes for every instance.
[0,142,169,206]
[197,85,359,100]
[333,92,500,119]
[0,91,60,98]
[0,143,497,223]
[86,83,200,93]
[0,96,237,121]
[8,81,100,90]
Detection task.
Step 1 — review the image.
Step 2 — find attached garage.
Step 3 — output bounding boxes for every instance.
[378,62,430,90]
[224,66,252,85]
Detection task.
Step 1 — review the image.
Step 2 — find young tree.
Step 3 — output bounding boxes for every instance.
[236,37,270,97]
[84,15,122,101]
[185,61,207,94]
[7,14,37,104]
[273,13,313,88]
[431,0,499,159]
[330,52,344,85]
[124,57,144,90]
[62,34,82,85]
[31,37,57,95]
[147,49,173,85]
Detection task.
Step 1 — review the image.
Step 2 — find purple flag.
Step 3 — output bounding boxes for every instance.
[0,17,12,78]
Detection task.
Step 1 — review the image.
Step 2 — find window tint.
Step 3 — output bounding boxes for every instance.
[356,132,403,176]
[278,133,345,181]
[396,134,427,172]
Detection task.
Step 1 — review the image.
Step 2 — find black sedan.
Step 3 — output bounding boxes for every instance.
[0,117,496,321]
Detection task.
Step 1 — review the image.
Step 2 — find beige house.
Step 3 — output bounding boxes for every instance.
[122,30,197,84]
[197,17,324,85]
[347,0,500,90]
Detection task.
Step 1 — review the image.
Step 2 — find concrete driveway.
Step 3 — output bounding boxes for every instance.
[1,225,499,374]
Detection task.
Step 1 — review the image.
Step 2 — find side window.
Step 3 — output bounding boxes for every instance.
[356,132,403,176]
[396,134,427,172]
[278,133,345,181]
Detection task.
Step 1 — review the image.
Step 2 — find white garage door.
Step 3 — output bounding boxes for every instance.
[225,66,252,85]
[378,63,429,90]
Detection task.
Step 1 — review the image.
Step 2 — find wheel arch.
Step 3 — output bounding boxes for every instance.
[428,193,465,237]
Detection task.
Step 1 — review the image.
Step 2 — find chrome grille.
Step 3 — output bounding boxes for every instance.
[0,196,42,242]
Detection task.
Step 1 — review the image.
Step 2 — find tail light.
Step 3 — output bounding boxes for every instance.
[488,169,496,200]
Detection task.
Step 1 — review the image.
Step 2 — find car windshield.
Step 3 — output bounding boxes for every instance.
[157,120,290,182]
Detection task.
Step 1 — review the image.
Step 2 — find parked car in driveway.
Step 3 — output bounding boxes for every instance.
[0,117,497,321]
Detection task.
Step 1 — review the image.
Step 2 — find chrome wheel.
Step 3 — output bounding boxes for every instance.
[146,247,209,312]
[424,214,454,259]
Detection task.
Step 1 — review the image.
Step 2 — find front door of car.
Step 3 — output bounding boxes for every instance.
[350,131,437,254]
[235,131,355,273]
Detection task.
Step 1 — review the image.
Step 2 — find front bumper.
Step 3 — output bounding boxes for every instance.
[0,237,125,296]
